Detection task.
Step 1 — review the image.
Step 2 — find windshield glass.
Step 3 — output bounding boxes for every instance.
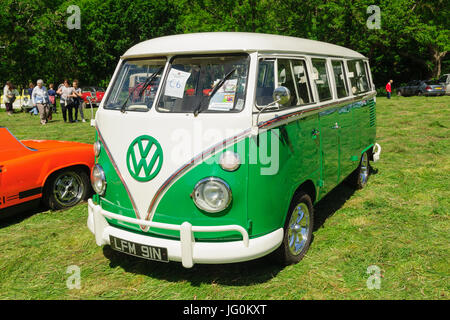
[156,54,249,113]
[104,58,166,111]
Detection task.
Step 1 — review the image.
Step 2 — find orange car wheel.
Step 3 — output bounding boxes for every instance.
[43,167,90,210]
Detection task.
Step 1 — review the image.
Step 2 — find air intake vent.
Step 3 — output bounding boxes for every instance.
[369,103,376,127]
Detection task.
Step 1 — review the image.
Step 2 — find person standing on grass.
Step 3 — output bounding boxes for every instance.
[27,82,34,97]
[57,79,74,123]
[47,83,57,114]
[70,79,86,122]
[386,79,393,99]
[27,82,39,115]
[3,81,15,116]
[32,79,51,125]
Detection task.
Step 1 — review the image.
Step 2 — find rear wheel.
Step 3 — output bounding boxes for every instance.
[397,90,402,96]
[274,192,314,265]
[43,168,90,210]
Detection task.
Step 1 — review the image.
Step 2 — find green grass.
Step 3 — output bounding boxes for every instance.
[0,96,449,300]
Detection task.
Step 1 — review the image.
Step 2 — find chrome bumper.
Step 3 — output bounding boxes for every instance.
[87,199,283,268]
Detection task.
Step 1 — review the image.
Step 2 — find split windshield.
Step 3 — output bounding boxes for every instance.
[104,54,249,113]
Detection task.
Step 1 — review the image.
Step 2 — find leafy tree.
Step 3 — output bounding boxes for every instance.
[0,0,448,90]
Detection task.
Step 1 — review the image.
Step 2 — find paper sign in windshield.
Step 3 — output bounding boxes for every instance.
[165,69,191,99]
[209,79,237,111]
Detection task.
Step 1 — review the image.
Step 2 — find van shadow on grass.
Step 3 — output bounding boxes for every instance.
[313,182,356,232]
[102,166,377,286]
[313,164,378,232]
[103,245,284,286]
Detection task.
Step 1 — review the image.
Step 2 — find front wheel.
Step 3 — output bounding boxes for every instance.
[397,90,402,96]
[274,192,314,265]
[43,168,90,210]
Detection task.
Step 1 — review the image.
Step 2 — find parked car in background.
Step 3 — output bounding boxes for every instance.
[81,87,105,107]
[0,127,94,215]
[437,74,450,95]
[397,80,446,96]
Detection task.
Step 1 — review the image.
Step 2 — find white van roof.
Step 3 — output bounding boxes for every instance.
[122,32,366,59]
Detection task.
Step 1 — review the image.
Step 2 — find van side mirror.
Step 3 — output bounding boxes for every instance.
[252,86,292,136]
[272,86,291,106]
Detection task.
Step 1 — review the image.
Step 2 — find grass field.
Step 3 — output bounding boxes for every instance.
[0,96,449,300]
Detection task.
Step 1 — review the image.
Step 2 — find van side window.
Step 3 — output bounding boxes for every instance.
[292,60,313,104]
[364,61,373,90]
[277,59,298,107]
[331,60,349,98]
[311,58,332,101]
[256,60,275,106]
[347,60,369,94]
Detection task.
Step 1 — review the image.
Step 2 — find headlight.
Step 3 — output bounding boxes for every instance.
[219,151,241,171]
[91,164,106,195]
[93,141,101,157]
[192,177,232,213]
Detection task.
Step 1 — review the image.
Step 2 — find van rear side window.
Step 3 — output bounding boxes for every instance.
[311,58,332,102]
[331,60,349,98]
[292,60,313,105]
[347,60,370,94]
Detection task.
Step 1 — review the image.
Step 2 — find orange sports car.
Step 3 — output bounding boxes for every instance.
[0,127,94,214]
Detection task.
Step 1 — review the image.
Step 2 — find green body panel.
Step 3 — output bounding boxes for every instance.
[95,97,376,242]
[319,107,340,195]
[247,115,321,237]
[151,140,250,241]
[96,143,141,232]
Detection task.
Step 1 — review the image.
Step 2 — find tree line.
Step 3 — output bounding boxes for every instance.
[0,0,448,91]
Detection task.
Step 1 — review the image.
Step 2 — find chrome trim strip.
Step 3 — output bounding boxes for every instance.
[257,92,376,130]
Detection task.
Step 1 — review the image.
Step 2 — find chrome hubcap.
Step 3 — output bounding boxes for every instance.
[359,153,369,186]
[287,203,310,255]
[53,172,84,206]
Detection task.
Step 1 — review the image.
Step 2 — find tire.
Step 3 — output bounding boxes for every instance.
[417,91,422,96]
[274,192,314,265]
[43,167,90,210]
[397,90,402,96]
[351,151,370,189]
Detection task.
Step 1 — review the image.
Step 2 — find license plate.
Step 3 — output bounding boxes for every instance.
[109,235,169,262]
[436,87,442,90]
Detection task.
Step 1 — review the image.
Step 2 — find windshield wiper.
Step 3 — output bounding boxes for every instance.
[120,66,163,113]
[193,68,236,117]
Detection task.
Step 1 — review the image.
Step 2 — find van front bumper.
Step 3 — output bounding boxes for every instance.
[87,199,283,268]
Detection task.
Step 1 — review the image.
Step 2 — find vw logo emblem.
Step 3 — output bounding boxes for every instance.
[126,135,163,182]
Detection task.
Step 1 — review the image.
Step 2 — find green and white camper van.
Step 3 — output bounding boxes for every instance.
[87,32,381,268]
